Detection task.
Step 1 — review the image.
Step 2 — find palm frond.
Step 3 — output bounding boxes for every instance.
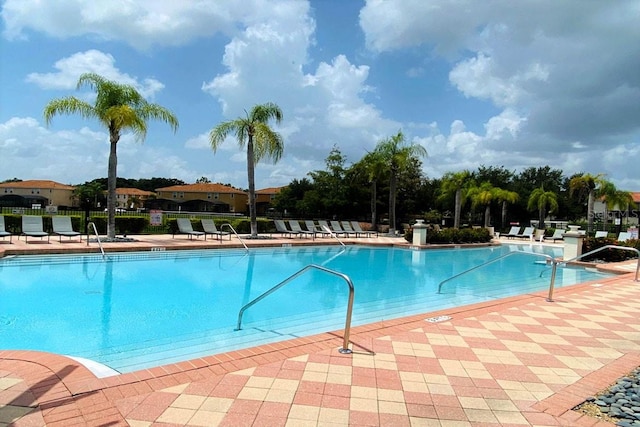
[43,97,96,126]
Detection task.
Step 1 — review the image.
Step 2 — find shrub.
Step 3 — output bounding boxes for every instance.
[581,237,639,262]
[404,227,492,244]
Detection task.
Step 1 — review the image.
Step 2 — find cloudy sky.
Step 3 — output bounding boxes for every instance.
[1,0,639,191]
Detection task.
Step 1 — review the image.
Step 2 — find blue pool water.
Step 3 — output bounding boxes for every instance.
[0,244,611,373]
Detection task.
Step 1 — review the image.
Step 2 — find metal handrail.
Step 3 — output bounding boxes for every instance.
[86,222,106,260]
[235,264,355,354]
[437,250,556,294]
[322,225,346,247]
[221,223,248,252]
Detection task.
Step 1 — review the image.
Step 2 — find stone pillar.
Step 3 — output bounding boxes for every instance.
[413,220,427,246]
[563,226,584,260]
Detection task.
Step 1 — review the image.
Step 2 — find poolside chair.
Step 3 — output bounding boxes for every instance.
[201,219,231,241]
[516,226,535,240]
[52,216,82,242]
[339,221,360,237]
[304,220,330,238]
[274,219,300,238]
[21,215,50,243]
[594,231,608,238]
[0,215,13,243]
[175,218,205,240]
[503,226,522,239]
[544,229,565,242]
[533,229,545,242]
[617,232,631,242]
[288,220,315,239]
[317,220,334,235]
[350,221,378,238]
[329,220,352,237]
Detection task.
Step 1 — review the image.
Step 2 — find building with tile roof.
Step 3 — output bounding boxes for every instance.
[151,183,248,213]
[255,186,285,215]
[0,180,76,208]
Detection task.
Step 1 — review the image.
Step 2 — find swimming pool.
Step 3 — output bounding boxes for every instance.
[0,244,611,374]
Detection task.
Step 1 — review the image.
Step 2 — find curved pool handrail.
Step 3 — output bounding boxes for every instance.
[221,223,249,252]
[235,263,355,354]
[438,250,559,301]
[86,222,106,260]
[322,225,346,247]
[558,245,639,282]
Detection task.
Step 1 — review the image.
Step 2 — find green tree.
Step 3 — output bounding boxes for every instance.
[209,103,284,237]
[44,73,179,238]
[569,173,605,232]
[468,182,500,228]
[527,186,558,229]
[599,183,633,230]
[308,145,349,218]
[438,170,472,229]
[495,188,519,230]
[374,130,427,234]
[352,150,386,228]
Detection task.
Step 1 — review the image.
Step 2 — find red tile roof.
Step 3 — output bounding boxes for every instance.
[256,186,285,194]
[0,180,74,190]
[156,183,246,195]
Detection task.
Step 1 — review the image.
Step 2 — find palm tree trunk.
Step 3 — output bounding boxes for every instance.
[454,189,461,229]
[539,207,545,229]
[587,190,595,233]
[247,135,258,237]
[370,180,377,228]
[501,201,507,230]
[389,171,397,235]
[107,128,118,239]
[484,205,491,228]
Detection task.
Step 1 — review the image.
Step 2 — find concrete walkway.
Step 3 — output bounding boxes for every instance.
[1,233,638,426]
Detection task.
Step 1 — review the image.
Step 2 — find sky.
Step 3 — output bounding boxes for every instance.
[1,0,639,192]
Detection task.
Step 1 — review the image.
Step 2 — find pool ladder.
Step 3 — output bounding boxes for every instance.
[235,264,355,354]
[221,223,249,252]
[86,222,106,260]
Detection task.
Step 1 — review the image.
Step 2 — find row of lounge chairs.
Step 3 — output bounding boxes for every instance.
[274,219,378,239]
[0,215,81,243]
[175,218,231,241]
[502,225,633,243]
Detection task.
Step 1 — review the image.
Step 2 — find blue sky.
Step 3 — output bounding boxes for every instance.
[1,0,639,191]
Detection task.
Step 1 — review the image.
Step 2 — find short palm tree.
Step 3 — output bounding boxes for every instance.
[569,173,605,233]
[374,131,427,235]
[355,150,386,228]
[438,170,472,229]
[468,182,499,228]
[527,186,558,229]
[209,103,284,237]
[44,73,179,238]
[494,188,519,230]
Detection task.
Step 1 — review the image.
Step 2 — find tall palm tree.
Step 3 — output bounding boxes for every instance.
[569,173,605,233]
[468,182,500,228]
[355,150,386,228]
[44,73,179,239]
[527,186,558,229]
[374,131,427,235]
[438,170,472,229]
[494,188,519,230]
[599,183,633,230]
[209,103,284,237]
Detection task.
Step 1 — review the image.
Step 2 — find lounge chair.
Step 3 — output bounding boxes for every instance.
[503,226,522,239]
[617,232,631,242]
[304,220,330,238]
[350,221,378,238]
[288,220,315,239]
[201,219,231,241]
[594,231,608,238]
[0,215,13,243]
[516,226,535,240]
[317,220,333,235]
[533,229,546,242]
[544,229,565,242]
[52,216,82,242]
[274,219,300,238]
[339,221,360,237]
[21,215,50,243]
[175,218,205,240]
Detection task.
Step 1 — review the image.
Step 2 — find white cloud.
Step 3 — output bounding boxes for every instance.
[26,50,164,98]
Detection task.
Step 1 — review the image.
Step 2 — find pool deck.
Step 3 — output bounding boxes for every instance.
[1,233,639,426]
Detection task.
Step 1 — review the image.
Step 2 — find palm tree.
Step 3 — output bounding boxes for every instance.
[438,170,472,229]
[209,103,284,237]
[44,73,179,239]
[599,183,633,231]
[569,173,605,233]
[355,150,386,228]
[494,188,519,230]
[468,182,499,228]
[527,186,558,229]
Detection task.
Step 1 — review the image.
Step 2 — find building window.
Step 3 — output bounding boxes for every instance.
[213,193,219,200]
[207,193,212,199]
[230,193,234,199]
[179,192,184,198]
[172,192,178,198]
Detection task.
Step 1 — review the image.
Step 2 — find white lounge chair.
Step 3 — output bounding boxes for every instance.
[304,220,328,238]
[544,229,565,242]
[21,215,50,243]
[594,231,608,238]
[52,216,82,242]
[503,226,522,239]
[175,218,205,240]
[0,215,13,243]
[351,221,378,238]
[339,221,360,237]
[201,219,231,241]
[516,226,535,240]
